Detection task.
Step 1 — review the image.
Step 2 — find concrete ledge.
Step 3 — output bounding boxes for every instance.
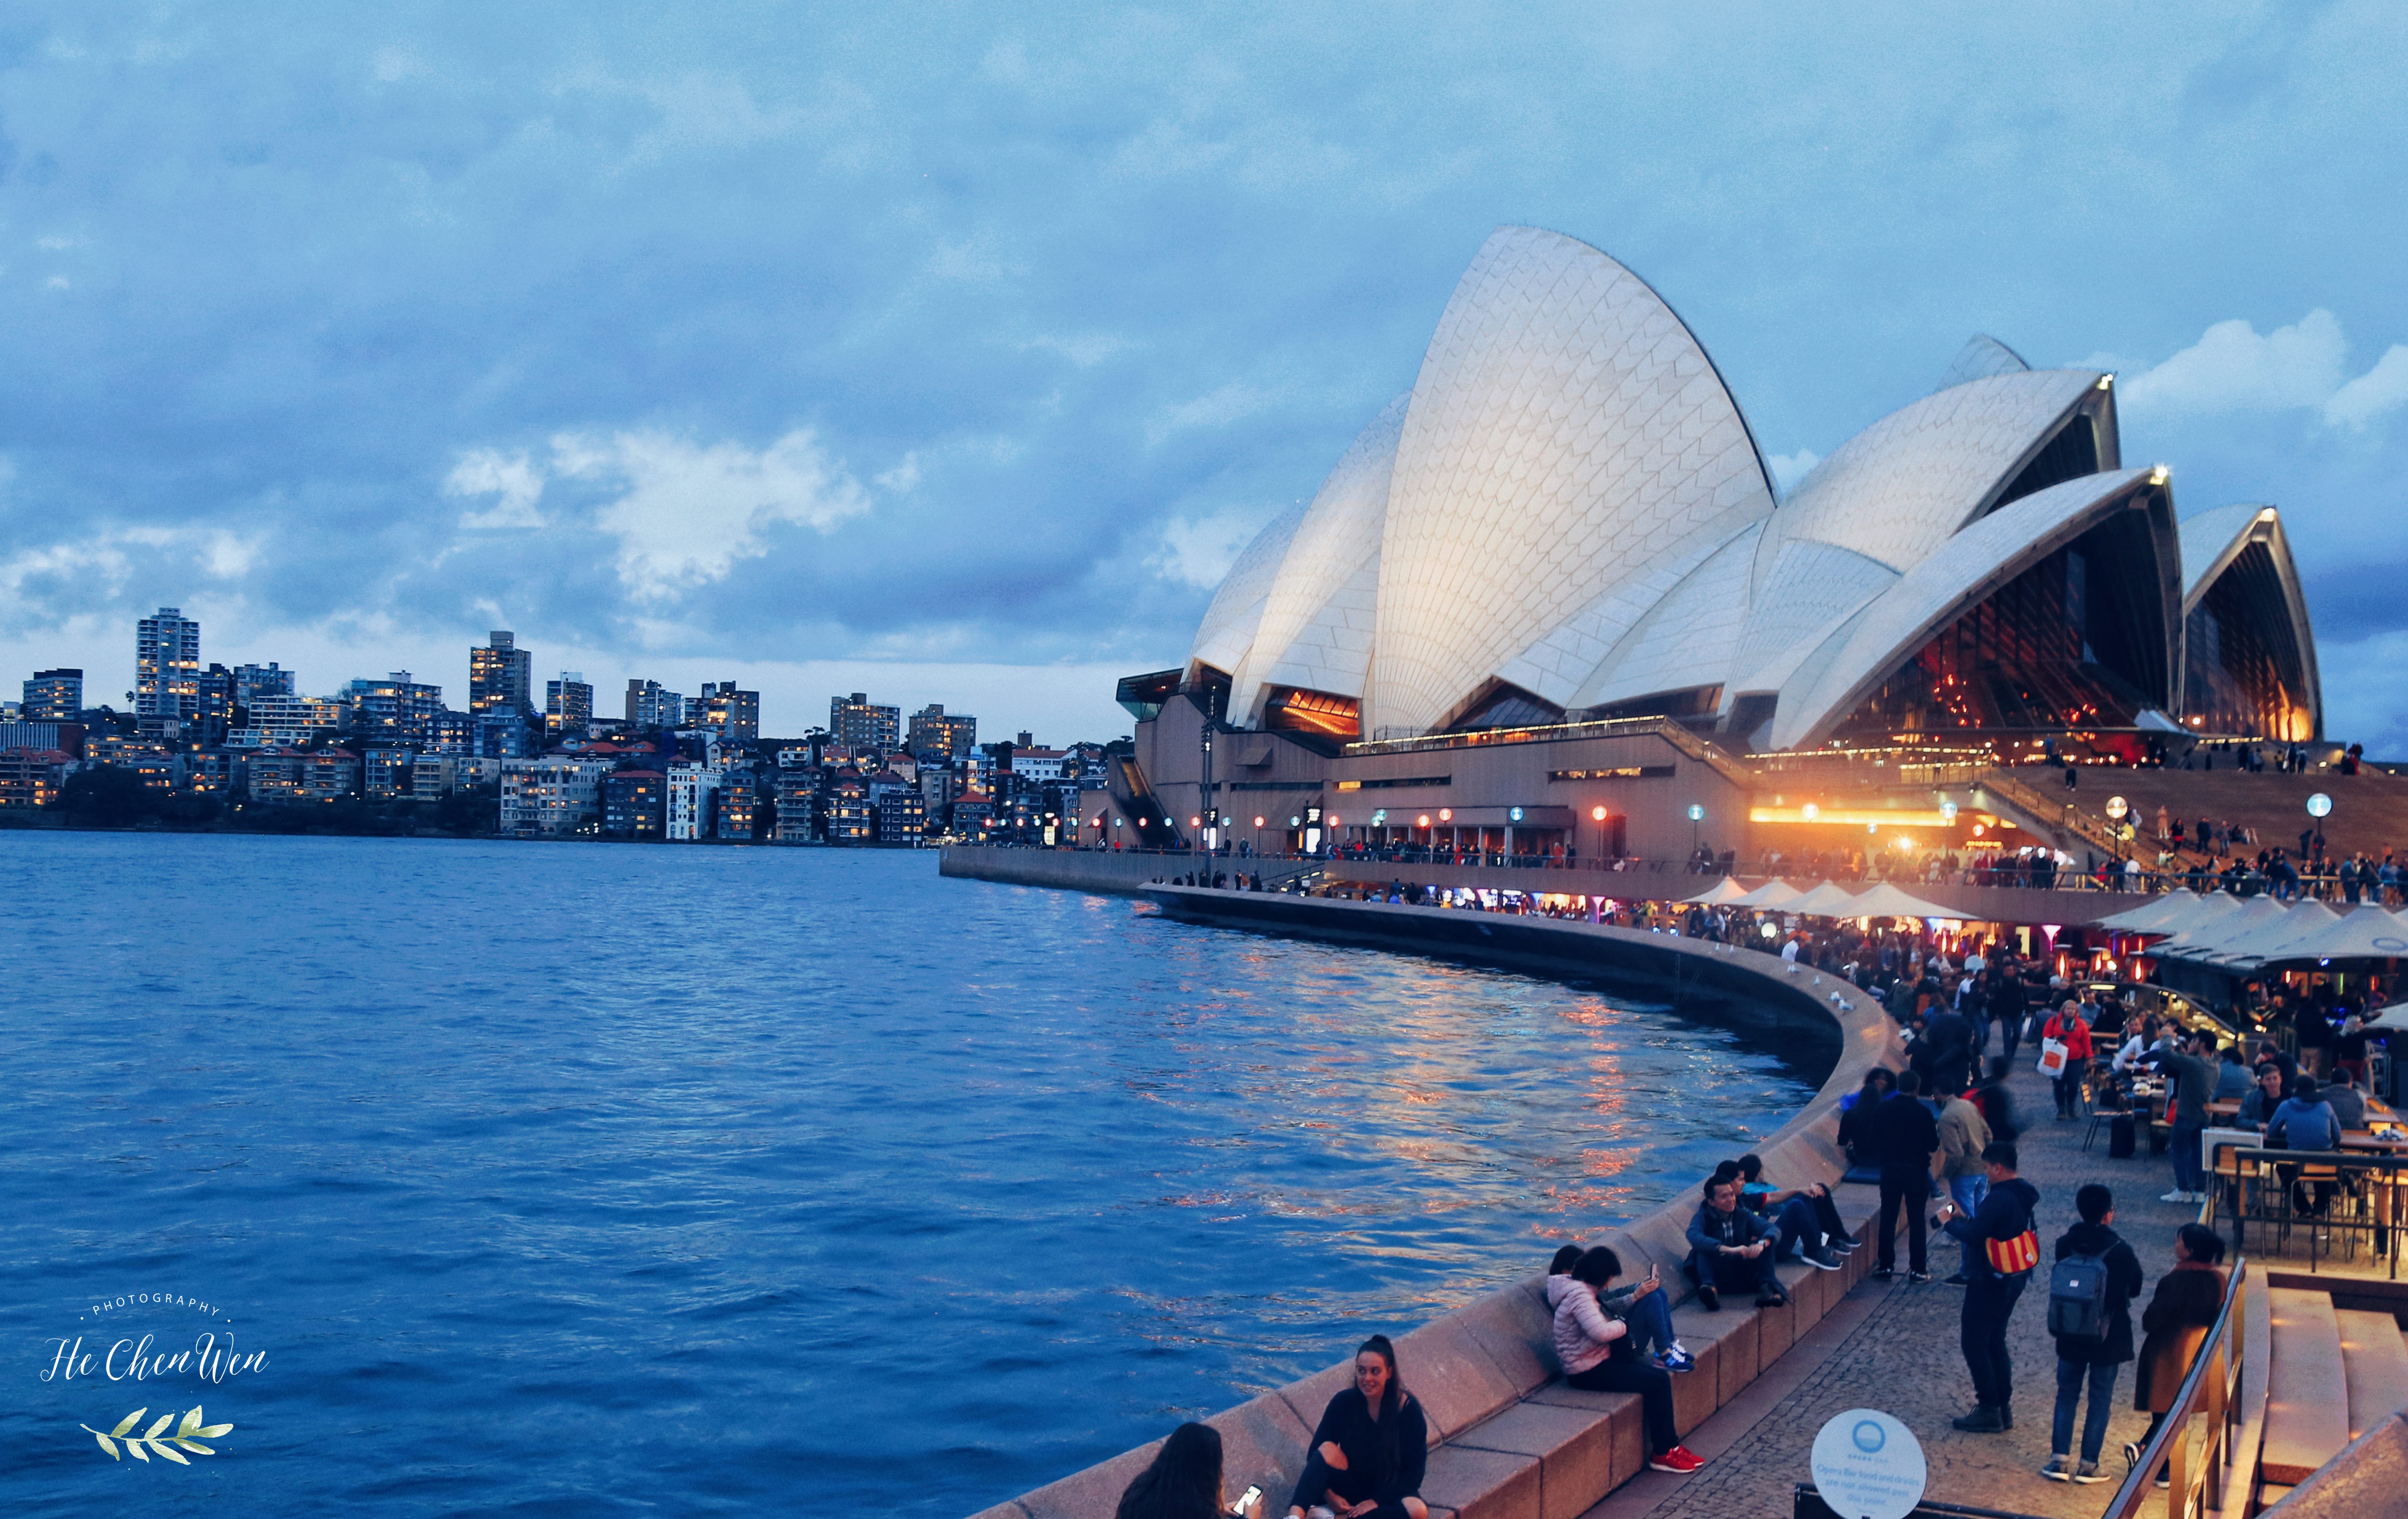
[963,885,1901,1519]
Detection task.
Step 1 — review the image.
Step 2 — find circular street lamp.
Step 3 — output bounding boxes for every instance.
[1253,815,1266,828]
[1686,802,1704,857]
[2104,795,2129,821]
[2307,793,2334,819]
[1801,802,1819,821]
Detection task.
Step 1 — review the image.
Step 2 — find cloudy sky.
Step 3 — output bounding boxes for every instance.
[4,4,2406,746]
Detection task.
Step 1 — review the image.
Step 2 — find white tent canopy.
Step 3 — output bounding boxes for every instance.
[1731,879,1807,909]
[1847,882,1961,920]
[2093,890,2203,935]
[1787,881,1867,915]
[2249,903,2408,966]
[2189,901,2334,966]
[2151,892,2271,954]
[1681,877,1757,906]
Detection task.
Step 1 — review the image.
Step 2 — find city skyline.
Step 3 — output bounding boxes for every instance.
[5,9,2408,754]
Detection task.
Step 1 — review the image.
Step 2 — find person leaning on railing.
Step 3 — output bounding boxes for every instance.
[2125,1224,2228,1488]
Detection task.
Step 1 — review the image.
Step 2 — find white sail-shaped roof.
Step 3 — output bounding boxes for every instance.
[1369,225,1774,737]
[1771,467,2177,750]
[1228,394,1408,720]
[2173,501,2322,736]
[1933,335,2031,393]
[1186,502,1306,680]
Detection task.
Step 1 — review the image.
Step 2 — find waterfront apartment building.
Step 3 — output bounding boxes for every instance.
[136,607,202,735]
[21,668,82,722]
[499,755,614,836]
[301,749,362,801]
[602,770,667,839]
[692,681,760,742]
[714,767,759,839]
[0,747,71,809]
[363,748,416,800]
[232,662,296,706]
[345,672,445,745]
[185,749,244,796]
[666,763,722,840]
[830,693,900,754]
[876,787,926,845]
[545,673,594,739]
[234,694,344,746]
[772,772,818,842]
[0,721,86,757]
[246,751,306,802]
[624,679,685,730]
[906,703,975,759]
[824,776,872,843]
[412,754,499,797]
[470,632,534,717]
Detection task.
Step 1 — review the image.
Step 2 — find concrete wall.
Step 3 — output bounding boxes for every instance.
[962,886,1900,1519]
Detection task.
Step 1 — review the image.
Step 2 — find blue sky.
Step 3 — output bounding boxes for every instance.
[4,4,2406,746]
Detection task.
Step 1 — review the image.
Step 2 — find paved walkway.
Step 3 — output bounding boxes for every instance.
[1585,1057,2201,1519]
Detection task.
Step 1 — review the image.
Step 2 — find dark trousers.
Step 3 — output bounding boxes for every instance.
[1876,1168,1929,1273]
[1807,1189,1853,1243]
[1288,1455,1411,1519]
[1568,1358,1677,1455]
[2053,1069,2085,1117]
[1999,1015,2024,1062]
[1691,1245,1778,1295]
[1962,1270,2029,1409]
[1771,1195,1824,1258]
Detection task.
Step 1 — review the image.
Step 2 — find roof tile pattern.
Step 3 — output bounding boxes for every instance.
[1752,369,2103,590]
[1230,394,1408,718]
[1370,225,1774,736]
[1726,540,1902,697]
[1187,501,1306,679]
[1574,520,1763,709]
[1932,334,2031,393]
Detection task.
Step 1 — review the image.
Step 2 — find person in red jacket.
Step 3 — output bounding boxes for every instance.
[2043,1001,2095,1119]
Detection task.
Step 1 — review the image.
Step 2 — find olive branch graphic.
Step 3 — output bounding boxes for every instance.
[81,1405,233,1464]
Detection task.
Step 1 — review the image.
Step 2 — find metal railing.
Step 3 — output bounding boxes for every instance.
[2100,1259,2248,1519]
[2212,1145,2408,1279]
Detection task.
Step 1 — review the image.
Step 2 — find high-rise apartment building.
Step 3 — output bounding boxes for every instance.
[906,703,975,759]
[498,755,614,835]
[545,673,593,739]
[136,607,201,734]
[625,679,686,730]
[344,672,446,744]
[232,663,296,706]
[666,763,722,840]
[470,631,534,717]
[22,669,82,722]
[830,692,900,753]
[693,681,761,742]
[602,770,668,839]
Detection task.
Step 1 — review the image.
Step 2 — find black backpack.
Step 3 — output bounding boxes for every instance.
[2048,1251,2112,1338]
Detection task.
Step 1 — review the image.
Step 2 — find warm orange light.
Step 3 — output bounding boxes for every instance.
[1439,807,1453,821]
[1417,814,1431,827]
[1253,815,1265,827]
[1591,806,1607,822]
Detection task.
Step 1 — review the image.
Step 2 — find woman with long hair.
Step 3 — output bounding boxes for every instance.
[2125,1224,2229,1487]
[1285,1337,1427,1519]
[1118,1422,1258,1519]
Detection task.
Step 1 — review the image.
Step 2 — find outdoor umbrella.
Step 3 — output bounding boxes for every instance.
[1846,881,1958,920]
[1731,879,1807,909]
[1681,877,1756,906]
[1787,881,1867,916]
[2154,894,2291,959]
[2192,900,2336,967]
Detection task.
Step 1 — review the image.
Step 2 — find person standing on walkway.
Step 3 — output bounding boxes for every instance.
[1935,1142,2042,1432]
[1988,963,2029,1064]
[2156,1030,2215,1204]
[2040,1184,2143,1483]
[1866,1069,1942,1283]
[2042,1001,2094,1120]
[1936,1086,1994,1284]
[2128,1225,2228,1485]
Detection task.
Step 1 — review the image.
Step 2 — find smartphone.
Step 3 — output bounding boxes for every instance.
[1236,1485,1263,1515]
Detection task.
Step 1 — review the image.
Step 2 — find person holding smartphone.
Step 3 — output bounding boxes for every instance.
[1552,1247,1706,1475]
[1114,1421,1263,1519]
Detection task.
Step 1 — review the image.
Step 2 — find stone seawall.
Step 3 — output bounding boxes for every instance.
[965,885,1899,1519]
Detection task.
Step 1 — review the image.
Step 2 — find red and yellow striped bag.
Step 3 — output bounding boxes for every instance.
[1985,1228,2040,1275]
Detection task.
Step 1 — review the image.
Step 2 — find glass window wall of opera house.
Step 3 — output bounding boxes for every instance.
[1100,226,2326,860]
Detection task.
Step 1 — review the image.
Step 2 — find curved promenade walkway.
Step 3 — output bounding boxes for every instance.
[965,886,1900,1519]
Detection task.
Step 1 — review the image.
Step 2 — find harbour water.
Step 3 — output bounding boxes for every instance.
[0,833,1819,1516]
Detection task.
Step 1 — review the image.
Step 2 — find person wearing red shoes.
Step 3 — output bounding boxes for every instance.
[1551,1247,1707,1475]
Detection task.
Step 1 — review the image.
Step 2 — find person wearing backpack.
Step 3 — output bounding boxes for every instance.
[1934,1141,2042,1432]
[2040,1184,2144,1483]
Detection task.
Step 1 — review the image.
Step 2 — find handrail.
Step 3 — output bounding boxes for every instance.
[2099,1258,2248,1519]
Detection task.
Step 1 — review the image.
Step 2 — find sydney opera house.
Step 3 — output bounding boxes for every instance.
[1109,226,2322,863]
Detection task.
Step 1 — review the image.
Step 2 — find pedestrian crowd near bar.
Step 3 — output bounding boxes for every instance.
[956,226,2408,1518]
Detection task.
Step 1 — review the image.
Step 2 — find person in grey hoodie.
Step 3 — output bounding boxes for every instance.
[1545,1246,1691,1372]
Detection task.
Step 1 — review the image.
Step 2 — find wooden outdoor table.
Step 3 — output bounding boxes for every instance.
[2207,1100,2243,1119]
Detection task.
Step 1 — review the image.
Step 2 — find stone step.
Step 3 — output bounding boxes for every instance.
[2334,1309,2408,1442]
[2264,1288,2353,1485]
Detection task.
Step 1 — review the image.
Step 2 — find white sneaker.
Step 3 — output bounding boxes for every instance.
[2159,1190,2187,1203]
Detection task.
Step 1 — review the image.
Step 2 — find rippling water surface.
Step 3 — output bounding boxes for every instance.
[0,832,1820,1517]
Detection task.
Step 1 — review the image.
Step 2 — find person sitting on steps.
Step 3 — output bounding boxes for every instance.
[1685,1171,1792,1311]
[1545,1243,1695,1373]
[1551,1246,1707,1475]
[1285,1336,1427,1519]
[1732,1153,1852,1269]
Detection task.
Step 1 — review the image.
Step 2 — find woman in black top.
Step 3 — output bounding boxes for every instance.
[1286,1336,1427,1519]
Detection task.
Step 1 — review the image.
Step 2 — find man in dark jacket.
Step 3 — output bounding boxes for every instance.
[1987,966,2028,1063]
[1922,1005,1977,1096]
[1937,1142,2043,1432]
[1684,1175,1788,1310]
[2041,1184,2144,1482]
[1865,1070,1942,1282]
